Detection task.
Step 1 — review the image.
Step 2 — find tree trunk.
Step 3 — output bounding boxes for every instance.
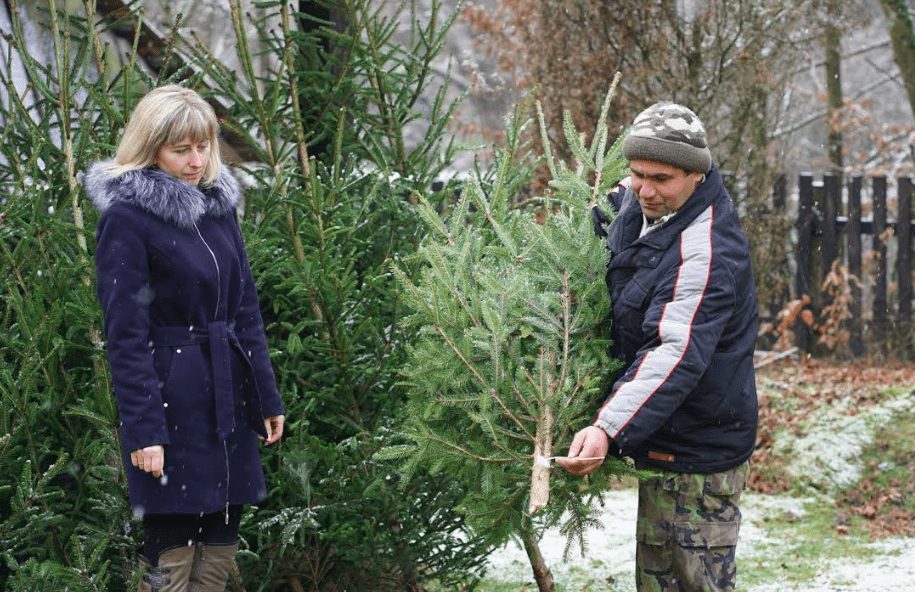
[401,562,428,592]
[522,531,555,592]
[824,6,844,174]
[879,0,915,118]
[528,403,553,514]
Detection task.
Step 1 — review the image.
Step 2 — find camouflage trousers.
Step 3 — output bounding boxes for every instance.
[635,461,749,592]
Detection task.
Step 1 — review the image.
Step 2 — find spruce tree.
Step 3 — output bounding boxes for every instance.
[387,75,641,590]
[0,1,490,589]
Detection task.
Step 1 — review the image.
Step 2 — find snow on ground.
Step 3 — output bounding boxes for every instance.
[484,491,915,591]
[739,494,915,592]
[743,530,915,592]
[779,389,915,489]
[483,389,915,591]
[484,489,638,591]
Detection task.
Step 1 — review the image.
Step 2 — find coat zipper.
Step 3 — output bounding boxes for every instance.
[193,222,221,319]
[193,221,230,522]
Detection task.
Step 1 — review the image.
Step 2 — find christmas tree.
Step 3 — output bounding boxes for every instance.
[385,75,640,589]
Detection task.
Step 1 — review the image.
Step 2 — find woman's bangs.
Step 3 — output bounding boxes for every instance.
[164,107,216,145]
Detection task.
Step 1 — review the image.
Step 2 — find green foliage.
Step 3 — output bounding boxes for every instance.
[1,0,487,589]
[389,76,637,551]
[0,3,157,588]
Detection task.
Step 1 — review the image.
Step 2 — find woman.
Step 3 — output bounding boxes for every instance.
[85,85,285,591]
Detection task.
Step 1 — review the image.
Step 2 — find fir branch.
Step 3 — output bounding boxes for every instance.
[424,432,516,464]
[558,271,572,392]
[428,249,482,328]
[589,71,622,169]
[589,170,604,208]
[434,324,492,391]
[511,384,536,416]
[536,100,558,180]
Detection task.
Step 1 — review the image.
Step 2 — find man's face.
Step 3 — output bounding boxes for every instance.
[629,159,703,220]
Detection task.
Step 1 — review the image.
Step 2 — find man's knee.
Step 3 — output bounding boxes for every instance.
[673,542,737,591]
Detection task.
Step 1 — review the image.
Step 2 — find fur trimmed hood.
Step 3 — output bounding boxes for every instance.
[83,161,240,229]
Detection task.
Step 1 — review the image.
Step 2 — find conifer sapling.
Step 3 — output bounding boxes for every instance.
[385,74,637,546]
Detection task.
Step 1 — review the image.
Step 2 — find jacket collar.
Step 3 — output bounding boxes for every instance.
[83,160,240,229]
[610,164,724,254]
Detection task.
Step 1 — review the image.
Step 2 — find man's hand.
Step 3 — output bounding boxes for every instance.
[131,445,165,478]
[262,415,285,445]
[555,426,609,476]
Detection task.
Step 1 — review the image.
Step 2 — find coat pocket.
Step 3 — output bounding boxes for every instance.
[614,278,651,344]
[672,520,740,548]
[158,344,216,439]
[617,276,651,311]
[152,347,175,392]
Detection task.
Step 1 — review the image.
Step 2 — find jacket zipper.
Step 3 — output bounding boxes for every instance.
[193,222,221,319]
[193,221,230,522]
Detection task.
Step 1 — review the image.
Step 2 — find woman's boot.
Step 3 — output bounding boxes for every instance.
[138,545,195,591]
[188,542,239,591]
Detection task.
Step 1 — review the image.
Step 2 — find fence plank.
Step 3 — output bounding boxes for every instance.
[872,176,888,346]
[898,177,913,355]
[847,176,864,357]
[823,174,840,274]
[795,174,814,350]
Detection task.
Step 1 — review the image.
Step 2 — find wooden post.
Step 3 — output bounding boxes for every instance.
[872,176,889,350]
[823,174,840,275]
[847,176,865,357]
[898,177,913,356]
[810,180,826,312]
[796,174,815,350]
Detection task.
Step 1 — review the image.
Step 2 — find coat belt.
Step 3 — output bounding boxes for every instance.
[149,322,242,440]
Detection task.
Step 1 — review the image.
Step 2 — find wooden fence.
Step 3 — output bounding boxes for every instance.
[778,173,914,356]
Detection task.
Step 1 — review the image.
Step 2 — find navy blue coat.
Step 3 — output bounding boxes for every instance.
[86,163,284,515]
[594,166,758,474]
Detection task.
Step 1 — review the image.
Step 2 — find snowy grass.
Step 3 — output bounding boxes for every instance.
[777,389,915,490]
[479,387,915,591]
[480,491,915,591]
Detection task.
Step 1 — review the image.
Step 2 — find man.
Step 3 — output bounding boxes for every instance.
[556,102,758,592]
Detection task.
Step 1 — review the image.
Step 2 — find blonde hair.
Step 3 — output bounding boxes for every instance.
[106,85,222,185]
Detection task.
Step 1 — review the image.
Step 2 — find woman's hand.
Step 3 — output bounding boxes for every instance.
[263,415,285,445]
[131,445,165,478]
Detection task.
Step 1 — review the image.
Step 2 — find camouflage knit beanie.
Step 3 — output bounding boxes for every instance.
[622,102,712,173]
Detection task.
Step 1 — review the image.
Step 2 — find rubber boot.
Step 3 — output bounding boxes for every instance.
[187,542,239,591]
[137,545,195,591]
